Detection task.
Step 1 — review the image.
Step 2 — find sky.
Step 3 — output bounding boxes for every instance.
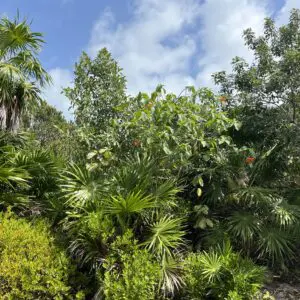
[1,0,299,119]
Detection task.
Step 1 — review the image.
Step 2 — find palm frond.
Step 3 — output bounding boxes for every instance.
[0,16,43,55]
[111,154,156,196]
[103,191,156,231]
[60,164,104,208]
[0,164,29,187]
[63,210,112,269]
[0,62,23,90]
[198,250,224,284]
[160,257,185,296]
[228,211,261,245]
[272,200,300,227]
[152,179,182,209]
[8,50,51,86]
[227,186,278,207]
[144,216,185,258]
[258,227,294,264]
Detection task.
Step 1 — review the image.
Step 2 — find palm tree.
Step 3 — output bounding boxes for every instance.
[0,15,51,131]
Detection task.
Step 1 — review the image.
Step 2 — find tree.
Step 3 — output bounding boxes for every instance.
[208,8,300,269]
[64,48,127,148]
[213,9,300,124]
[0,15,50,131]
[22,100,85,162]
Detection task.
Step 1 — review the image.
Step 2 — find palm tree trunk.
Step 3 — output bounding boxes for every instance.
[0,102,7,130]
[7,96,20,133]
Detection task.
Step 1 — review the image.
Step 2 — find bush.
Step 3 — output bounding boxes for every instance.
[0,211,78,299]
[102,231,161,300]
[182,242,266,299]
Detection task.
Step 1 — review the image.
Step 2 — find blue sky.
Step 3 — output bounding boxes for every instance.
[1,0,299,119]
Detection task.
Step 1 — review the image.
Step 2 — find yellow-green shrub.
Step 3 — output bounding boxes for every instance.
[0,212,74,299]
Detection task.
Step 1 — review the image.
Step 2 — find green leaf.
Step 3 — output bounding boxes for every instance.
[233,120,242,130]
[198,176,204,187]
[203,155,210,162]
[197,188,202,197]
[103,151,112,160]
[206,219,214,228]
[87,151,97,160]
[163,143,172,155]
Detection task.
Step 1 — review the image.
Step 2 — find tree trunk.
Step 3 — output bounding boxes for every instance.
[7,96,20,133]
[0,103,7,130]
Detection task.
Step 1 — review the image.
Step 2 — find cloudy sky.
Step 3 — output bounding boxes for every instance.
[1,0,299,119]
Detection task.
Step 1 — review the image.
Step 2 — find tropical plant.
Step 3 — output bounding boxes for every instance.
[182,242,266,299]
[144,215,185,259]
[0,15,50,131]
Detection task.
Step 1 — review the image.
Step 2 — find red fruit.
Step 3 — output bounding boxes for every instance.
[245,156,255,165]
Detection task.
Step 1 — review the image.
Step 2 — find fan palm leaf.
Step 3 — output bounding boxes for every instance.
[103,191,155,231]
[227,211,261,245]
[257,227,294,264]
[144,216,185,258]
[272,200,300,227]
[60,164,104,208]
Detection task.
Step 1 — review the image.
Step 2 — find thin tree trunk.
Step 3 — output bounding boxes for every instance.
[0,103,7,130]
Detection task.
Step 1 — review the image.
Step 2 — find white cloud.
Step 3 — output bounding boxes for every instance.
[42,68,73,120]
[88,0,276,94]
[196,0,270,88]
[88,0,200,94]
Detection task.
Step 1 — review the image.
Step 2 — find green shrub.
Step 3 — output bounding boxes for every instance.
[102,231,161,300]
[0,211,77,299]
[182,242,266,299]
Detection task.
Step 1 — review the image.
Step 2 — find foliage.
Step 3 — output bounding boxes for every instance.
[207,9,300,269]
[213,9,300,123]
[64,48,127,150]
[182,242,266,300]
[22,100,84,162]
[91,85,239,175]
[0,15,50,131]
[2,9,300,300]
[101,231,161,300]
[144,215,185,259]
[0,211,83,299]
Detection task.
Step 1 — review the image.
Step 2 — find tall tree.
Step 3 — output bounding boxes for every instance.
[0,15,50,132]
[64,48,127,146]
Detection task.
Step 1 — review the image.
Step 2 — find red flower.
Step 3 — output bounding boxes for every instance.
[245,156,255,165]
[132,139,141,147]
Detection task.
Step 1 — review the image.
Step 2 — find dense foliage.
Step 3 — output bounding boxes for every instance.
[1,8,300,300]
[0,211,83,299]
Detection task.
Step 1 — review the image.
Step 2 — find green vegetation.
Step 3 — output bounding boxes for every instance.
[0,211,82,299]
[1,8,300,300]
